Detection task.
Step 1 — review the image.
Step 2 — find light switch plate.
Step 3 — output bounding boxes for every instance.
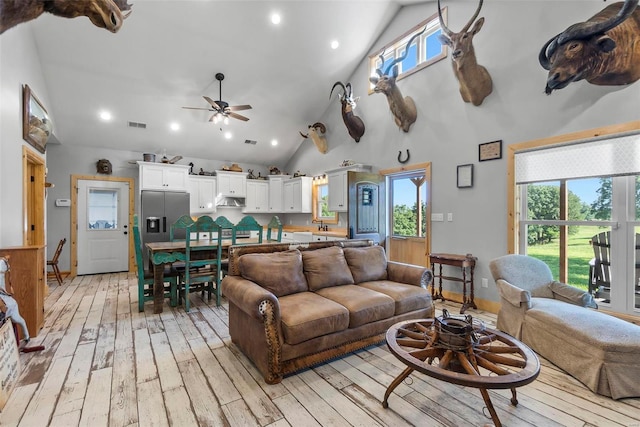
[431,213,444,222]
[447,213,453,222]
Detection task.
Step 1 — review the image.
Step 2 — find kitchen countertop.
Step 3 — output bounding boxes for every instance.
[282,226,347,238]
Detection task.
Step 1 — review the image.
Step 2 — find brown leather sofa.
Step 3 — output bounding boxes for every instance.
[222,239,434,384]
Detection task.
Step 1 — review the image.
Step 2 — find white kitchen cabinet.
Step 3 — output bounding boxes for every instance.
[244,180,269,213]
[138,161,189,192]
[268,176,284,213]
[283,177,312,213]
[326,164,372,212]
[188,176,217,214]
[216,170,246,197]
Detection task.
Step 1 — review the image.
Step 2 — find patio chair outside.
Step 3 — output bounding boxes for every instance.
[589,231,640,305]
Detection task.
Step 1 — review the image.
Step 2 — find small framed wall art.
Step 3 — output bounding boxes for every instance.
[22,84,51,154]
[457,164,474,188]
[479,139,502,161]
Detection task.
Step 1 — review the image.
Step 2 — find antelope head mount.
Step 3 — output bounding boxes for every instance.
[300,122,328,154]
[330,82,365,142]
[437,0,493,106]
[369,27,425,132]
[0,0,133,34]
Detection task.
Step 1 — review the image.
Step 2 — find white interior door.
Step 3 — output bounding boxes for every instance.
[77,180,129,275]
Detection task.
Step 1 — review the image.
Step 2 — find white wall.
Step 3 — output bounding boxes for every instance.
[284,1,640,302]
[0,23,53,247]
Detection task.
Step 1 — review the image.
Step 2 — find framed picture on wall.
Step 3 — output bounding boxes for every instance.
[457,164,473,188]
[22,84,51,154]
[479,139,502,161]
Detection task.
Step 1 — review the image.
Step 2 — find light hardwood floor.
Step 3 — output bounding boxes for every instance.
[1,273,639,427]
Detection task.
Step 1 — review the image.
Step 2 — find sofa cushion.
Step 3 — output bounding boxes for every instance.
[238,249,308,297]
[343,246,388,283]
[359,280,431,315]
[316,285,395,328]
[279,292,349,345]
[302,246,354,291]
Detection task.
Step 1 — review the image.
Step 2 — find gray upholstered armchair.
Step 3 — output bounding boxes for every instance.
[489,254,597,339]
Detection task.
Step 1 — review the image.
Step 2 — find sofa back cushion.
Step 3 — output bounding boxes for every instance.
[238,249,308,297]
[344,246,388,283]
[302,246,354,291]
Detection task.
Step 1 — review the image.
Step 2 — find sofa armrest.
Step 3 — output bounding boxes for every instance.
[496,279,532,309]
[387,261,433,288]
[222,276,281,321]
[549,280,598,308]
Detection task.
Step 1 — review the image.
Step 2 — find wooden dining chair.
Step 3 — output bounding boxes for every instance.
[214,216,236,277]
[133,215,179,312]
[235,216,263,243]
[266,215,283,242]
[181,217,223,311]
[47,238,66,285]
[170,214,195,241]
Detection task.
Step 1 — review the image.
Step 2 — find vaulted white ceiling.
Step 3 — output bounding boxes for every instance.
[28,0,426,166]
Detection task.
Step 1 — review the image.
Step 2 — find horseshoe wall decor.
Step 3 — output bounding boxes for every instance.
[398,149,410,164]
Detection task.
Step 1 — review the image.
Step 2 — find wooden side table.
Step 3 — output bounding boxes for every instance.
[429,253,477,314]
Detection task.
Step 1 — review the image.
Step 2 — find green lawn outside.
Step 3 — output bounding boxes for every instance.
[526,226,608,291]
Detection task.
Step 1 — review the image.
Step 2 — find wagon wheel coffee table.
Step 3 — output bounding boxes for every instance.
[383,312,540,427]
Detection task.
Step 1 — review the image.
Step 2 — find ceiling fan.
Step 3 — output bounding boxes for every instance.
[182,73,252,123]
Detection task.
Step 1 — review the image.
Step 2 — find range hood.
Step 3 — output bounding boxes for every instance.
[215,196,246,207]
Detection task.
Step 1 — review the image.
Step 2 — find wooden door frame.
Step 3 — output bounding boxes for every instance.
[22,146,46,246]
[379,162,432,266]
[71,175,135,277]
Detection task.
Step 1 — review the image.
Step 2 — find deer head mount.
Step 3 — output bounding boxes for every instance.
[0,0,133,34]
[369,27,425,133]
[539,0,640,94]
[299,122,328,154]
[437,0,493,106]
[330,82,365,143]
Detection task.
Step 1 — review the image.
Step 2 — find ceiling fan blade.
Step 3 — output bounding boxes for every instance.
[227,104,252,111]
[203,96,221,111]
[228,112,250,122]
[182,106,213,111]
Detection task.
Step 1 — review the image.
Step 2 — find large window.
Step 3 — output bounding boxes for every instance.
[368,10,447,92]
[513,129,640,315]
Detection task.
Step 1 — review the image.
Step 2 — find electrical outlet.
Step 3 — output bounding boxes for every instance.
[289,220,293,225]
[481,278,489,288]
[306,220,309,225]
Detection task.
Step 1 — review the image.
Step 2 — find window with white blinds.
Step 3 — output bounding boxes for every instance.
[515,133,640,184]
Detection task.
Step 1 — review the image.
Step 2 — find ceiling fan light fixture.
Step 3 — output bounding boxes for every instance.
[223,116,229,125]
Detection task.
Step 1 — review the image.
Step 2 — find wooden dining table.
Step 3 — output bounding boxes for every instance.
[145,238,261,313]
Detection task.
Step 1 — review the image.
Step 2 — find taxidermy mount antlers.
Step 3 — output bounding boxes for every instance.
[330,82,365,142]
[0,0,133,34]
[300,122,328,154]
[369,27,426,133]
[539,0,640,94]
[437,0,493,106]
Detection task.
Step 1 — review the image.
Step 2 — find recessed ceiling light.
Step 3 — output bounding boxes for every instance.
[170,122,180,131]
[271,13,281,25]
[331,40,340,50]
[99,111,112,121]
[271,139,278,146]
[225,131,232,139]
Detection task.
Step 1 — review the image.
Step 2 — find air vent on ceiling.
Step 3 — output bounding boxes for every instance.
[244,139,257,145]
[128,121,147,129]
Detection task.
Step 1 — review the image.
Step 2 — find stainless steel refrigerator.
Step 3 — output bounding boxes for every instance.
[140,190,190,266]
